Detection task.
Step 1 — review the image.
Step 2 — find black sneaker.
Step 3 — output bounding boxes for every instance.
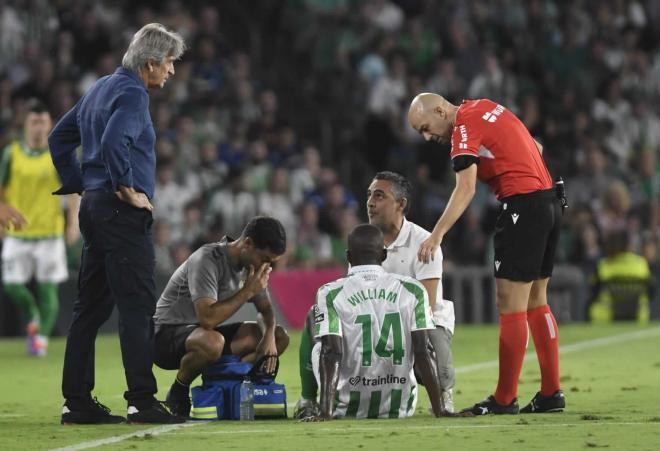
[127,400,186,424]
[61,397,126,425]
[461,395,519,415]
[165,389,191,418]
[521,390,565,413]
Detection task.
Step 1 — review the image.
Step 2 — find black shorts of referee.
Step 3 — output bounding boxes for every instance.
[493,188,562,282]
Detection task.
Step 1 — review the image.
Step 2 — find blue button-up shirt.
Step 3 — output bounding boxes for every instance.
[48,67,156,198]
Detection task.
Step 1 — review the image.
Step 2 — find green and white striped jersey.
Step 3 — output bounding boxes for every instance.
[314,265,434,419]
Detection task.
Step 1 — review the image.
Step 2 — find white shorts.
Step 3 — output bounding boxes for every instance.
[1,236,68,284]
[432,299,455,335]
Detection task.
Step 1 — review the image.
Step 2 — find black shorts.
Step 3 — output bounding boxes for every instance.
[154,322,244,370]
[493,189,561,282]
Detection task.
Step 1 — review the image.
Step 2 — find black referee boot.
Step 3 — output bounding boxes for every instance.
[461,395,519,415]
[521,390,565,413]
[61,397,126,425]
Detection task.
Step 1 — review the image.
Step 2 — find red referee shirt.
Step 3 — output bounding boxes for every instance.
[449,99,552,199]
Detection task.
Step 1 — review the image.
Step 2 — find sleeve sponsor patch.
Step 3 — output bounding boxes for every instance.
[313,305,324,323]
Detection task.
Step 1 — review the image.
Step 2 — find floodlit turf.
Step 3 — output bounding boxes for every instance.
[1,323,660,450]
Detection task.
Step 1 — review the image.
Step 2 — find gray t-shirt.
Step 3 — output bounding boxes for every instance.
[154,238,247,326]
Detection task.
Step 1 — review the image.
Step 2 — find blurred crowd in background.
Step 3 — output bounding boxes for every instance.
[0,0,658,285]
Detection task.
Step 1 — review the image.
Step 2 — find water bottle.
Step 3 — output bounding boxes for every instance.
[239,377,254,421]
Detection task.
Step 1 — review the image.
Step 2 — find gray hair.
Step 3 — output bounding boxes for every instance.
[373,171,412,214]
[122,23,186,72]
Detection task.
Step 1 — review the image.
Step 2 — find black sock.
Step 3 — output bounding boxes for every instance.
[170,377,190,397]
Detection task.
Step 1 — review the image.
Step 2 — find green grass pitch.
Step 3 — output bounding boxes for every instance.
[1,323,660,450]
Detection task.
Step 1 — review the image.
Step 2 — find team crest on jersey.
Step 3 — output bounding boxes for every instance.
[313,305,324,323]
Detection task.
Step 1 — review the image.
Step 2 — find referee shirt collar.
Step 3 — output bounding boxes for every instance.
[348,265,385,276]
[387,217,412,250]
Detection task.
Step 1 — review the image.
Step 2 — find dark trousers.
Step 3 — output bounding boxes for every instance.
[62,190,157,409]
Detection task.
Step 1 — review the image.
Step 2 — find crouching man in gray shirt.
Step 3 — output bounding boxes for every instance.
[153,216,290,417]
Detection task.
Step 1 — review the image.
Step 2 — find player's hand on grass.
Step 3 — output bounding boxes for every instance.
[244,263,272,297]
[417,233,442,263]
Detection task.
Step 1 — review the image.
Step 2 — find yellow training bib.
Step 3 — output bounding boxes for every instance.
[5,141,64,238]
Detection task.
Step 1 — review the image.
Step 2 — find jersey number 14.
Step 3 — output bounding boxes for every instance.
[355,312,404,366]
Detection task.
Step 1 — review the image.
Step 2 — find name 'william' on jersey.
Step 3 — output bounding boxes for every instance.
[314,265,434,419]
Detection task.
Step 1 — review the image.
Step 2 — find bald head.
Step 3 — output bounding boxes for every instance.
[408,92,457,144]
[347,224,386,266]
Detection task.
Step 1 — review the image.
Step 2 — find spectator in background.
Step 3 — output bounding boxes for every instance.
[180,201,206,248]
[567,140,619,211]
[467,53,518,112]
[292,202,334,268]
[193,139,227,199]
[289,145,321,206]
[318,182,358,237]
[154,220,175,278]
[425,59,465,105]
[257,167,296,240]
[153,160,195,243]
[597,180,632,236]
[592,78,633,164]
[206,167,257,238]
[244,139,272,194]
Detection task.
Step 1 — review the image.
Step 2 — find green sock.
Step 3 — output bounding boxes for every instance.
[299,325,318,400]
[37,282,59,337]
[4,283,39,325]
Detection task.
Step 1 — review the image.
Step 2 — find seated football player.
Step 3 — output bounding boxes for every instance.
[153,216,290,417]
[303,224,451,419]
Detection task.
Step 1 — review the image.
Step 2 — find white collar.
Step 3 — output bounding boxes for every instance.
[348,265,385,276]
[387,217,412,250]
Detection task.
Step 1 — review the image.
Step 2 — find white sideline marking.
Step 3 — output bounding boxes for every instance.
[48,422,199,451]
[456,326,660,374]
[50,326,660,450]
[0,413,25,418]
[168,421,655,436]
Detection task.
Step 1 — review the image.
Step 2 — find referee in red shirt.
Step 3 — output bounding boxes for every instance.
[408,93,565,415]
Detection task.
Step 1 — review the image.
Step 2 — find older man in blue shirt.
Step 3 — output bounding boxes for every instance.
[49,23,186,425]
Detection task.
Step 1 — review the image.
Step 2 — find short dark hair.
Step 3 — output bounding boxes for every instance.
[26,98,48,115]
[373,171,412,213]
[347,223,384,265]
[243,216,287,255]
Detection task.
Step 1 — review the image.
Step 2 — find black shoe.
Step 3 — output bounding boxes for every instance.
[461,395,519,415]
[127,400,186,424]
[165,389,191,418]
[521,390,565,413]
[61,397,126,425]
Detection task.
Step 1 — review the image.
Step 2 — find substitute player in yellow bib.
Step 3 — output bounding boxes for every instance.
[0,100,79,356]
